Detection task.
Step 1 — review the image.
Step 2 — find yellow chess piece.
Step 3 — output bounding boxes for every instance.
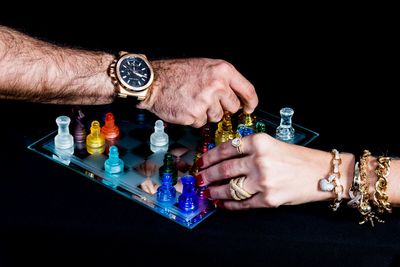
[86,120,105,154]
[238,111,256,127]
[215,112,235,146]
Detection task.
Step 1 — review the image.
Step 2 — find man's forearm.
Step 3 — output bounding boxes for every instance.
[0,26,115,104]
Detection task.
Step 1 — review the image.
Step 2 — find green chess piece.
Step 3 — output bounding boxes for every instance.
[159,152,178,185]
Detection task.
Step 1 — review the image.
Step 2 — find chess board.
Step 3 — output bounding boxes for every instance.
[28,108,319,229]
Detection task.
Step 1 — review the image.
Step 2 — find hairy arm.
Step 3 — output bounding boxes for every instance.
[0,26,115,104]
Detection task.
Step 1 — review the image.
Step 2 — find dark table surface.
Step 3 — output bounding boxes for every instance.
[1,16,399,266]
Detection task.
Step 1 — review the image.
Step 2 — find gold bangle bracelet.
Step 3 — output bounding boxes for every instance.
[374,156,392,214]
[358,150,384,226]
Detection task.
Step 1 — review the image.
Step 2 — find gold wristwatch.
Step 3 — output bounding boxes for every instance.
[108,51,154,100]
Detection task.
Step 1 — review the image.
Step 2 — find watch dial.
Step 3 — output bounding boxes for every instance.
[118,56,151,89]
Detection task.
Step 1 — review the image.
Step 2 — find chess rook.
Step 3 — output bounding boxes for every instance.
[178,175,199,212]
[276,107,295,141]
[54,116,74,154]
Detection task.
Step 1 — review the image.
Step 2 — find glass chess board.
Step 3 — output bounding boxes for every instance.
[28,108,319,229]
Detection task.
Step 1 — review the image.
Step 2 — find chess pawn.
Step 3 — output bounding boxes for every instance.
[54,115,74,156]
[159,153,178,185]
[178,175,199,212]
[255,121,267,133]
[150,120,169,153]
[238,111,256,127]
[86,121,105,154]
[215,112,235,146]
[237,111,255,137]
[276,107,295,141]
[104,146,124,174]
[101,112,120,141]
[157,173,177,204]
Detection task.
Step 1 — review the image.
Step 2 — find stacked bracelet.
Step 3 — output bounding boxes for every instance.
[319,149,343,211]
[348,162,361,208]
[357,150,384,226]
[373,156,392,214]
[322,148,393,226]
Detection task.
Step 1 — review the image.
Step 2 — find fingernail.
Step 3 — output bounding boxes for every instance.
[195,173,204,186]
[204,188,211,199]
[214,200,224,208]
[195,157,204,168]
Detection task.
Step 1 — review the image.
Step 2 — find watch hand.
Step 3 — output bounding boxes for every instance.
[133,72,147,78]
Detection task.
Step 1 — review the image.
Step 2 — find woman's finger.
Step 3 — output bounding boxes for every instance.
[206,175,257,200]
[198,156,251,185]
[198,135,251,169]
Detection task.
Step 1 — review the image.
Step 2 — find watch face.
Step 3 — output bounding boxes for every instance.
[117,55,153,91]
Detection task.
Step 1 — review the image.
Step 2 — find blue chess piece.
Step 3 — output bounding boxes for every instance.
[178,175,199,212]
[236,124,254,137]
[104,146,124,174]
[157,173,176,204]
[207,142,216,150]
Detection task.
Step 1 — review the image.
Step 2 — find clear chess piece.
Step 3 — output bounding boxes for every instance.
[276,107,295,141]
[150,120,169,153]
[54,115,74,164]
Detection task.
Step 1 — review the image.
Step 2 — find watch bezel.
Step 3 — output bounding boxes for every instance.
[115,54,154,92]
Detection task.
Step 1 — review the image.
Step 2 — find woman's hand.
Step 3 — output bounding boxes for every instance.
[196,133,355,210]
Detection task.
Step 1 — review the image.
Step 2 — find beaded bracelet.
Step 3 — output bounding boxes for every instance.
[319,149,343,211]
[373,156,392,214]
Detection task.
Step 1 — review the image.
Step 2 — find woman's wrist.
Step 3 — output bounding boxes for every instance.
[310,151,355,203]
[317,153,399,206]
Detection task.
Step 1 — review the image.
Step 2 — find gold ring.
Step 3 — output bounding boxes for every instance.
[229,176,253,200]
[231,137,243,154]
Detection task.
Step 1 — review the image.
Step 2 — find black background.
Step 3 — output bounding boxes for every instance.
[1,12,399,266]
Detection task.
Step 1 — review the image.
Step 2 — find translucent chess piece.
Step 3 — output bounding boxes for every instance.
[276,107,295,141]
[159,153,178,185]
[157,173,177,204]
[237,112,256,137]
[101,112,120,141]
[178,175,199,212]
[86,121,105,154]
[255,121,266,133]
[54,116,74,155]
[71,107,86,145]
[104,146,124,174]
[150,120,169,153]
[238,112,256,127]
[215,112,235,145]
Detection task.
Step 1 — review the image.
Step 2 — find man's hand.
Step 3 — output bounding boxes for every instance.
[137,58,258,128]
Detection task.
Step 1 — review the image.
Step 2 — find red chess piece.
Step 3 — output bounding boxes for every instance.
[101,112,120,140]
